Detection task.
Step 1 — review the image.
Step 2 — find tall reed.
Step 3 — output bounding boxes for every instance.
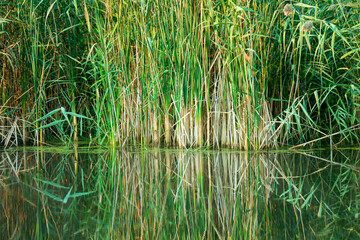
[1,0,359,149]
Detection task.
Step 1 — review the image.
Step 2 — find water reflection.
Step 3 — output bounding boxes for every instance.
[1,148,359,239]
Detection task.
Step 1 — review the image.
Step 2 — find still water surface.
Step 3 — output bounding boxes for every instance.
[1,147,359,239]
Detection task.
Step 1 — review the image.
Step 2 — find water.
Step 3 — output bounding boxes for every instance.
[1,147,359,239]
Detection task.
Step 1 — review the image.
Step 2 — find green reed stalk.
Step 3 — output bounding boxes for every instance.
[1,0,359,149]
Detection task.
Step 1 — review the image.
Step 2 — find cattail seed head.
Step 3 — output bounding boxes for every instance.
[301,21,314,32]
[284,4,295,17]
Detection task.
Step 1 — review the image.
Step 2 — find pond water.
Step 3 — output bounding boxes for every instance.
[1,147,359,239]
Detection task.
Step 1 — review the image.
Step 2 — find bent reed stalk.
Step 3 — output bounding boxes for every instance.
[0,0,359,149]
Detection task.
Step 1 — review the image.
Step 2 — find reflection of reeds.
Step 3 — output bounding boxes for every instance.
[113,150,279,238]
[0,151,28,181]
[2,149,360,238]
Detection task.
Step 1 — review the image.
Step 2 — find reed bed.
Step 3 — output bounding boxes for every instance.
[1,1,360,149]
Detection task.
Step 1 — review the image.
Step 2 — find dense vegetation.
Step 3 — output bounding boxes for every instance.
[1,0,359,149]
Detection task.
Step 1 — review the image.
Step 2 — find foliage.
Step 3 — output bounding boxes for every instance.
[0,0,359,149]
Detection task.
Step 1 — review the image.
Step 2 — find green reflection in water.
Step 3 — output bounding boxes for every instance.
[0,148,359,239]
